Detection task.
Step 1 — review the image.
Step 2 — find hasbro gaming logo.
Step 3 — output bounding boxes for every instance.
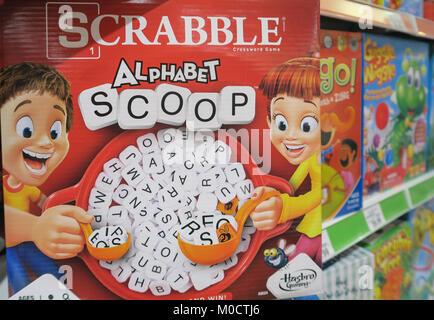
[266,253,322,299]
[278,269,318,291]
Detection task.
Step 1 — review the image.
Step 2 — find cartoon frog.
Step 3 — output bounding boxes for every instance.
[386,49,426,167]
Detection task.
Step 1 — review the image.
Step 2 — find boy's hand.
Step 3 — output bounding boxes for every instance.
[31,205,93,259]
[250,186,283,231]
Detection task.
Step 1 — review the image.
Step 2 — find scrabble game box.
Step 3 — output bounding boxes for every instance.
[320,30,363,225]
[362,34,430,197]
[0,0,322,300]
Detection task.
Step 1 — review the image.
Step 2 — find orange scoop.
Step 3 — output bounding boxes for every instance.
[80,223,131,262]
[178,190,281,265]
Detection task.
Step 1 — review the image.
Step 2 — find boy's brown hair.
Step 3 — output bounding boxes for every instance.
[259,57,320,119]
[0,62,74,132]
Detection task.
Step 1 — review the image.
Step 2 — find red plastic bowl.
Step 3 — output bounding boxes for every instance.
[43,129,294,299]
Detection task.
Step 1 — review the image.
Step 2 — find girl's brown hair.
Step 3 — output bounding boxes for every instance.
[0,62,74,132]
[259,57,320,118]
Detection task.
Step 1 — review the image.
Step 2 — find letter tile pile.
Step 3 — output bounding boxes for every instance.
[87,128,256,295]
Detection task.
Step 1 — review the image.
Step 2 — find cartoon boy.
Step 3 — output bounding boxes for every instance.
[338,138,358,196]
[0,62,93,293]
[250,58,322,266]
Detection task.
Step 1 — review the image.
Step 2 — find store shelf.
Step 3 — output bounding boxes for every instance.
[320,0,434,40]
[323,170,434,263]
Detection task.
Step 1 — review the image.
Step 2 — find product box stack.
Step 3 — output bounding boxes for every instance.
[320,246,375,300]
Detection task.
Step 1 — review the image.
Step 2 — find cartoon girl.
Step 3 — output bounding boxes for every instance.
[250,57,322,266]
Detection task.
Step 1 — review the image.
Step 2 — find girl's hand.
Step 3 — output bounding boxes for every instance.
[250,186,283,231]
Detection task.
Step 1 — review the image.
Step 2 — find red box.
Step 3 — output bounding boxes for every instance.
[1,0,322,300]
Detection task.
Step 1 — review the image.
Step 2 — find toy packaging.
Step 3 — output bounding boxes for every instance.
[363,0,424,17]
[395,0,424,17]
[362,34,429,197]
[425,0,434,21]
[428,45,434,170]
[0,0,323,300]
[406,199,434,300]
[320,246,375,300]
[320,30,363,225]
[361,221,413,300]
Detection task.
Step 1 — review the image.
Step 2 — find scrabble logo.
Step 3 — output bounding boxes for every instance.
[45,2,101,59]
[46,2,283,59]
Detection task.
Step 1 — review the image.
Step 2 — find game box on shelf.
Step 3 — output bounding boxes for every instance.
[362,33,430,198]
[427,45,434,170]
[320,246,375,300]
[361,0,424,17]
[320,29,363,226]
[0,0,323,300]
[406,199,434,300]
[360,220,413,300]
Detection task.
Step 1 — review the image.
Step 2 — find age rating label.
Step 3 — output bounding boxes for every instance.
[9,274,79,300]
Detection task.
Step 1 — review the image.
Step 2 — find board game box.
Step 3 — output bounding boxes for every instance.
[361,221,413,300]
[365,0,424,17]
[362,34,430,197]
[320,30,363,225]
[427,45,434,170]
[406,200,434,300]
[0,0,322,300]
